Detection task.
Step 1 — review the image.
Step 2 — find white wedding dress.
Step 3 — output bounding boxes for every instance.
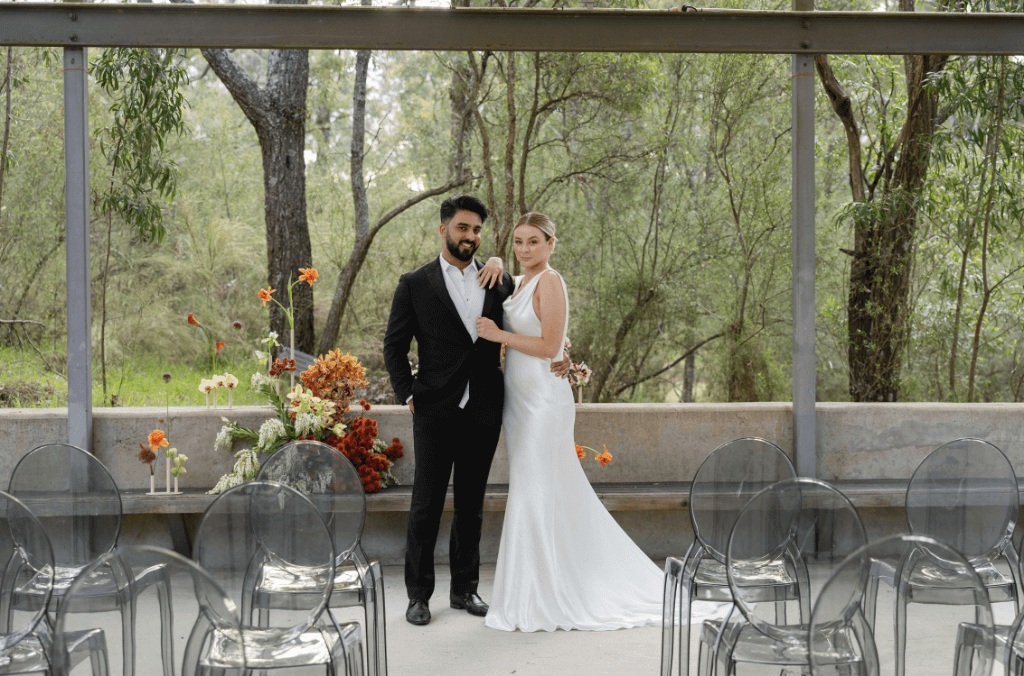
[485,270,724,632]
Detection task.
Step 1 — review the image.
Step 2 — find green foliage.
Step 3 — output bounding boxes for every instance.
[3,40,1024,406]
[92,48,190,242]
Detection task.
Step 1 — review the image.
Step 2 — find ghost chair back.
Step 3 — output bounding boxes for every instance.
[661,437,799,676]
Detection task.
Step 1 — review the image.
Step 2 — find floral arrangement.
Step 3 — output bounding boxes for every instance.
[140,429,188,491]
[576,443,613,467]
[208,269,404,494]
[199,373,239,407]
[211,349,404,494]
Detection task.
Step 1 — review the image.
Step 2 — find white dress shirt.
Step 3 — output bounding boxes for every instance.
[438,254,485,408]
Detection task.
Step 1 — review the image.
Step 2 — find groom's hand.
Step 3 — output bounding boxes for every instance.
[550,350,572,379]
[476,256,504,289]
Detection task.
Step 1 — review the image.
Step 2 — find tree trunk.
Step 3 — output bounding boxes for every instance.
[682,351,695,403]
[0,47,12,222]
[172,0,314,352]
[847,52,947,402]
[317,36,470,353]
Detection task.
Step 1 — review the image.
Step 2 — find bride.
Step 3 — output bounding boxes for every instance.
[475,212,723,632]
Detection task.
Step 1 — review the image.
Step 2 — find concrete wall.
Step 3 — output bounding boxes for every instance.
[4,403,1024,490]
[4,403,1024,564]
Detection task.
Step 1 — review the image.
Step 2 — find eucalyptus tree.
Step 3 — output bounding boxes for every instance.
[91,47,188,398]
[923,54,1024,401]
[814,0,963,402]
[169,0,315,354]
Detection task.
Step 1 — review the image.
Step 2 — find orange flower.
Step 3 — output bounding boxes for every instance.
[148,430,169,452]
[298,267,319,286]
[215,341,225,354]
[258,287,276,307]
[595,446,613,467]
[187,313,200,326]
[360,398,370,412]
[575,444,586,460]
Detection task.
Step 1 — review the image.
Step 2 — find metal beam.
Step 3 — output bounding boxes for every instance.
[64,47,92,452]
[791,59,816,478]
[1,5,1022,54]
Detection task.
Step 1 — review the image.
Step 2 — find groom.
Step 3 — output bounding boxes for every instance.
[383,195,514,626]
[384,195,570,626]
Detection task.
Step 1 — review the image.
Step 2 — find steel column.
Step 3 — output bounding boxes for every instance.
[64,47,92,452]
[791,42,816,476]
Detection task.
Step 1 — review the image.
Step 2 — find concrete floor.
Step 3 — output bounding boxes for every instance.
[55,562,1020,676]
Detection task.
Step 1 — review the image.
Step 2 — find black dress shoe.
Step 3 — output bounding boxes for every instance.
[406,600,430,625]
[450,591,489,616]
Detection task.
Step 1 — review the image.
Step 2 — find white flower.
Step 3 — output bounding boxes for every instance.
[373,438,387,454]
[165,447,178,458]
[251,372,275,390]
[234,448,261,480]
[212,374,226,388]
[198,378,213,393]
[257,418,286,451]
[294,412,320,437]
[255,350,269,365]
[331,423,348,436]
[224,373,239,389]
[575,362,592,386]
[215,425,234,452]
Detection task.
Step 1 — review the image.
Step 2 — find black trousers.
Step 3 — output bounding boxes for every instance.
[405,404,501,601]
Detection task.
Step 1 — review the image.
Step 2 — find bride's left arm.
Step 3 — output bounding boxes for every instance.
[476,272,566,360]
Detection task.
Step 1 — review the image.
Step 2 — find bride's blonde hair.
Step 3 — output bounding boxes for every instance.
[514,212,556,242]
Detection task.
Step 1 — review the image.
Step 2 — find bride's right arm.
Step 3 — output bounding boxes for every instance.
[495,272,566,360]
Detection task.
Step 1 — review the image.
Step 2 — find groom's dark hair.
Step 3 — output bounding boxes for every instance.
[440,195,489,225]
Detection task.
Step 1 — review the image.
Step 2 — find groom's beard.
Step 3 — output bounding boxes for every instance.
[446,234,478,262]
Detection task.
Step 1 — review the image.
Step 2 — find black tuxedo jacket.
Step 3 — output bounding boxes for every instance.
[383,257,514,425]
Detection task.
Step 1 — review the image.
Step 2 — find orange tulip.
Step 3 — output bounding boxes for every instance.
[298,267,319,286]
[215,341,225,354]
[258,287,276,307]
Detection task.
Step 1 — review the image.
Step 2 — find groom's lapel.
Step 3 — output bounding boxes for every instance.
[425,258,466,331]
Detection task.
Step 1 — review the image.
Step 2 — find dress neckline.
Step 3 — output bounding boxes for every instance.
[508,268,553,303]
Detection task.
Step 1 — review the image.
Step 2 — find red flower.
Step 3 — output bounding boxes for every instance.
[187,313,200,326]
[215,341,225,354]
[359,398,370,412]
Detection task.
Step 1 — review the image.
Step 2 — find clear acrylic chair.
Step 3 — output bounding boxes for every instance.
[661,437,801,676]
[810,534,994,676]
[52,545,245,676]
[0,490,108,675]
[699,478,868,676]
[254,440,386,676]
[883,438,1021,676]
[953,533,1024,676]
[7,444,172,676]
[190,480,363,676]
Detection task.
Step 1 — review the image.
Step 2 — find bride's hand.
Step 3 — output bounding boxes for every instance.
[476,317,504,343]
[476,256,504,289]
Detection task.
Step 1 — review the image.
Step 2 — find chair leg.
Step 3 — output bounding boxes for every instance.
[157,574,176,676]
[894,596,908,676]
[372,564,387,676]
[774,586,787,625]
[864,575,879,629]
[121,596,137,676]
[661,559,681,676]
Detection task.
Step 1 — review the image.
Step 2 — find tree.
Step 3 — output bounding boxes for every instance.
[815,0,954,401]
[170,0,315,353]
[316,20,470,354]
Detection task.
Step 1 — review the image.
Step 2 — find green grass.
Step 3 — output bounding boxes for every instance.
[1,346,272,408]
